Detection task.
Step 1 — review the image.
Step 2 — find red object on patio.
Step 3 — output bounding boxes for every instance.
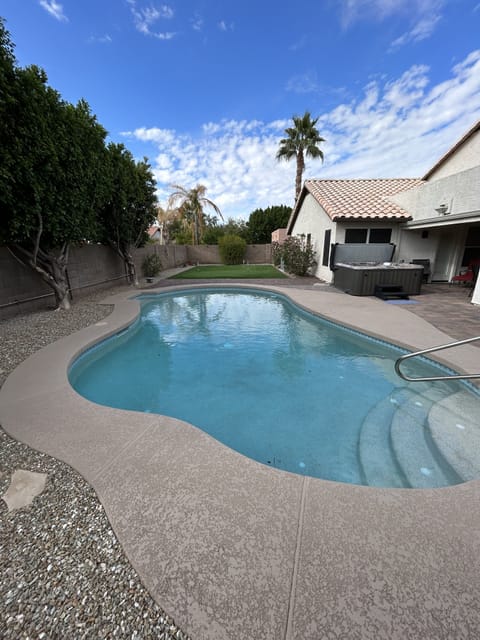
[451,259,480,284]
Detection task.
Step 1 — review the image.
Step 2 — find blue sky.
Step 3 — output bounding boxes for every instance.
[2,0,480,219]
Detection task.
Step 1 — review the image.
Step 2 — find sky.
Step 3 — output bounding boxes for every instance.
[2,0,480,219]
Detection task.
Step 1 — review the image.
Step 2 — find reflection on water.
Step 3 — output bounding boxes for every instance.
[69,288,480,487]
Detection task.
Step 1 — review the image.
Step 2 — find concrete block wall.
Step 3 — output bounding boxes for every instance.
[67,245,126,295]
[137,244,272,268]
[245,244,272,264]
[0,245,127,319]
[133,244,188,277]
[1,243,272,318]
[0,247,55,316]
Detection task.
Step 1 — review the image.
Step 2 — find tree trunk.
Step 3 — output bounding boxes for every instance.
[125,252,138,285]
[10,243,71,310]
[295,151,305,202]
[194,213,200,245]
[108,241,138,285]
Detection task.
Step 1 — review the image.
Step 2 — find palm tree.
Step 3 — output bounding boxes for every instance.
[168,184,223,245]
[276,111,325,202]
[155,204,179,244]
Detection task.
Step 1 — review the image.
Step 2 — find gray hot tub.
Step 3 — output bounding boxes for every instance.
[333,262,423,296]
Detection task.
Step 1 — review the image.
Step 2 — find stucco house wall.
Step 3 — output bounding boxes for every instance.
[425,128,480,181]
[288,193,337,281]
[391,165,480,221]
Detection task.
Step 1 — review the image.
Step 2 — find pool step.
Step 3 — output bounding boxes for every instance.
[390,389,459,488]
[428,390,480,482]
[358,389,410,488]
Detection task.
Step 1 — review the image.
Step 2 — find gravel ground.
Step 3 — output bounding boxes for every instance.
[0,285,191,639]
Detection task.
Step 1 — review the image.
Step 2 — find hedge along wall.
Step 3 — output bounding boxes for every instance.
[0,243,272,319]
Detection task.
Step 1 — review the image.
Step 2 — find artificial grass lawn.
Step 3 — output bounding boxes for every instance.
[170,264,288,279]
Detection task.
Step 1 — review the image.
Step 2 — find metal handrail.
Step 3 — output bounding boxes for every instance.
[394,336,480,382]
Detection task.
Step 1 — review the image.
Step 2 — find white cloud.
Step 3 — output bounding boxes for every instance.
[340,0,444,48]
[286,72,320,94]
[88,34,113,44]
[390,11,442,49]
[218,20,234,32]
[39,0,68,22]
[127,1,176,40]
[122,50,480,218]
[191,13,203,31]
[289,35,307,52]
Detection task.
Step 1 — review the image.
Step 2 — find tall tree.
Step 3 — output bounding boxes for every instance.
[168,184,223,245]
[99,143,157,284]
[276,111,325,202]
[0,21,107,309]
[247,205,292,244]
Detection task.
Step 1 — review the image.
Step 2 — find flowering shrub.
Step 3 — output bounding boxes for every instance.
[274,236,316,276]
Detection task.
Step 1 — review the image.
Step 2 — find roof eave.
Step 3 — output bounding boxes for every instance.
[332,214,413,221]
[286,184,310,234]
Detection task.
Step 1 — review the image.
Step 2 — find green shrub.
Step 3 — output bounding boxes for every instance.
[276,237,316,276]
[218,234,247,265]
[141,253,162,278]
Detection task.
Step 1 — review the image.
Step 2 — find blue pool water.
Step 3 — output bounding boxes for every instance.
[69,288,480,488]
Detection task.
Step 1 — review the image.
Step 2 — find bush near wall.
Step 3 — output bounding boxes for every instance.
[272,237,317,276]
[218,235,247,265]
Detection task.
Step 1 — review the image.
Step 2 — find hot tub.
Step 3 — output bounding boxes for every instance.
[333,262,423,296]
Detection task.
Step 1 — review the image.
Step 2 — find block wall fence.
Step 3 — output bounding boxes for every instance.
[0,243,272,319]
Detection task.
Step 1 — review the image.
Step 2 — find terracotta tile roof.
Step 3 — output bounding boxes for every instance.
[147,225,160,237]
[303,178,423,221]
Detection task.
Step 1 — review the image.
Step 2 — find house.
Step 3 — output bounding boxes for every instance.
[147,223,162,242]
[287,119,480,291]
[286,178,422,283]
[391,119,480,282]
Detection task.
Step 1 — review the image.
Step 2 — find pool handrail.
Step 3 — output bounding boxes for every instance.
[394,336,480,382]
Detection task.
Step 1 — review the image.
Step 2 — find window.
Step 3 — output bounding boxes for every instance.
[344,228,392,244]
[369,228,392,243]
[345,228,368,243]
[322,229,331,266]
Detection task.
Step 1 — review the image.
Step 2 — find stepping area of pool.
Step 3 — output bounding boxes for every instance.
[1,283,479,639]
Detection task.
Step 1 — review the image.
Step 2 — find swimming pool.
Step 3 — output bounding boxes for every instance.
[69,288,480,488]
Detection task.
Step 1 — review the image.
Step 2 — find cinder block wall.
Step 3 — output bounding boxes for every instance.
[0,247,56,316]
[133,244,188,277]
[245,244,272,264]
[137,244,272,268]
[0,243,272,318]
[68,245,126,294]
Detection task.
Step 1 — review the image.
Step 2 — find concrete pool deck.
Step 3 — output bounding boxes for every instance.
[1,282,480,639]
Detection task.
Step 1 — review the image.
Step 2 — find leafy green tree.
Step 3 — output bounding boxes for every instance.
[246,205,292,244]
[98,143,157,284]
[0,22,107,308]
[167,217,191,245]
[168,184,223,245]
[202,217,249,244]
[276,111,325,201]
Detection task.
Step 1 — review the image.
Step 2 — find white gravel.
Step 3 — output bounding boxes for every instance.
[0,285,191,639]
